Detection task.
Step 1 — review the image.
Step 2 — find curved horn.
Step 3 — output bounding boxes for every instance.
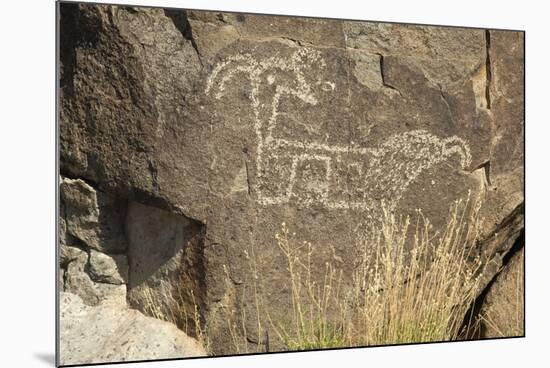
[204,54,259,100]
[205,49,326,105]
[442,136,472,169]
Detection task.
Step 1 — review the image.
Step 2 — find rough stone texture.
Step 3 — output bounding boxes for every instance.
[59,3,524,355]
[488,31,524,178]
[60,292,206,366]
[64,249,127,306]
[479,247,524,338]
[59,242,85,269]
[89,249,129,285]
[344,23,487,90]
[475,30,524,284]
[59,174,131,306]
[126,201,205,331]
[187,11,345,58]
[61,177,127,253]
[60,4,201,203]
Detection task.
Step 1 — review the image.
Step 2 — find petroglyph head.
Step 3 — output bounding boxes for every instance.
[205,47,333,107]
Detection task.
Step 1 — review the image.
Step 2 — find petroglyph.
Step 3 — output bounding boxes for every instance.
[206,48,472,212]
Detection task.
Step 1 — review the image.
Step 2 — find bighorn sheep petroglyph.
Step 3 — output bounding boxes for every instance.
[205,48,471,213]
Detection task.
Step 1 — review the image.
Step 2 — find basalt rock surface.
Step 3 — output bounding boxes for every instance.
[59,3,524,356]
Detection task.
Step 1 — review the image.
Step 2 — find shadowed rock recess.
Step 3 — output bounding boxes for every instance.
[58,2,524,362]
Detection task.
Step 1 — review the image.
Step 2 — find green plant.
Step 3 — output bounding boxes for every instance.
[268,231,347,350]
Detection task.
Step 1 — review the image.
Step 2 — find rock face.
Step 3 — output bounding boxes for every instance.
[60,292,206,366]
[479,247,524,338]
[59,2,524,357]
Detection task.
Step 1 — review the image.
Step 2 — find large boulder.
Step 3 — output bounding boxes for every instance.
[59,292,206,365]
[59,3,524,355]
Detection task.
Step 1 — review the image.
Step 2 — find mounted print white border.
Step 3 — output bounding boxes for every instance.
[1,1,547,368]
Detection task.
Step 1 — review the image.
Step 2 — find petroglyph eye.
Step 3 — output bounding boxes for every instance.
[267,75,275,85]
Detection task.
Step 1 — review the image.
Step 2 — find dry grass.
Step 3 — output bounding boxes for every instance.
[138,192,494,354]
[255,193,486,350]
[138,277,210,353]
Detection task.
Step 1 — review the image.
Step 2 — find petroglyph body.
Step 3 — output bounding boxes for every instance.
[206,48,472,213]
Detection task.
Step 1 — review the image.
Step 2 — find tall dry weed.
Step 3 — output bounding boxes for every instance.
[260,193,485,349]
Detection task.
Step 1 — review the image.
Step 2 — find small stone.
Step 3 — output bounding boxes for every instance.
[60,243,86,268]
[64,251,127,306]
[88,250,128,285]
